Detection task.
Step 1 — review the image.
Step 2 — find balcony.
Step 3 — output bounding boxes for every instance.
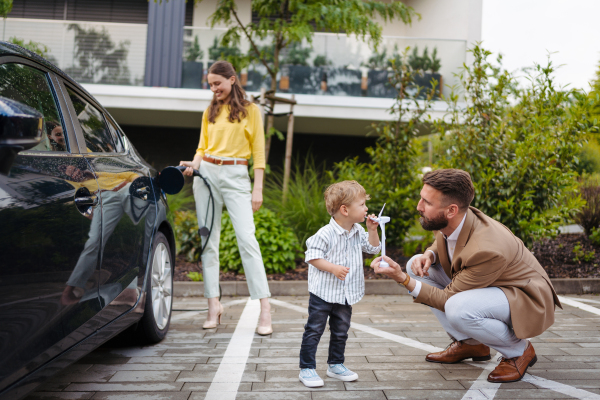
[0,18,465,133]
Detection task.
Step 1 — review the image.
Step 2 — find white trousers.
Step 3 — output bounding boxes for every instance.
[407,255,528,358]
[193,160,271,300]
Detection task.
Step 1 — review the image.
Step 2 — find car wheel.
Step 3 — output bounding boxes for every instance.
[138,231,173,343]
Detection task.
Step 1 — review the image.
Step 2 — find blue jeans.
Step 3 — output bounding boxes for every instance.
[299,293,352,369]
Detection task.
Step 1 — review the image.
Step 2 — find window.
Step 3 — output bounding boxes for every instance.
[66,87,116,153]
[105,117,125,153]
[0,63,67,152]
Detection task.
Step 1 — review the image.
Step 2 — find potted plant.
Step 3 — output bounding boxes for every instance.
[408,46,442,99]
[181,36,204,89]
[365,45,400,98]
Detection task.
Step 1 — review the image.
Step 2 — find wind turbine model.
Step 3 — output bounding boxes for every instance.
[370,203,390,268]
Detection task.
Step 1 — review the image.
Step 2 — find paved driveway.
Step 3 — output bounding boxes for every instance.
[27,294,600,400]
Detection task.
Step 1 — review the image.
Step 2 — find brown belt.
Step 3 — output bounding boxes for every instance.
[203,156,248,166]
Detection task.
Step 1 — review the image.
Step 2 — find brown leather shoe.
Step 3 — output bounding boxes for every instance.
[487,341,537,383]
[426,340,491,364]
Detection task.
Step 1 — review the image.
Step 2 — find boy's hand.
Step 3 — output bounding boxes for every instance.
[332,264,350,281]
[366,213,379,231]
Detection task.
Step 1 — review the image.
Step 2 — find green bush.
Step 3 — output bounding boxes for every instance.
[435,45,595,246]
[173,210,201,261]
[577,138,600,174]
[167,184,196,254]
[332,52,436,247]
[263,157,332,246]
[575,176,600,236]
[171,207,302,274]
[220,208,302,274]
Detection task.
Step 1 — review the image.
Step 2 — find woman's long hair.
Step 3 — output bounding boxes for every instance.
[207,61,250,124]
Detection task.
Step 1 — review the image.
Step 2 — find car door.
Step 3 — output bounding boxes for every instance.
[60,83,158,324]
[0,60,101,388]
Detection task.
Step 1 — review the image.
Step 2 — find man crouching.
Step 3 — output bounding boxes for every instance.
[372,168,561,383]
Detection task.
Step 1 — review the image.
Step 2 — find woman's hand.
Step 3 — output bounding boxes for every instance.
[252,187,263,213]
[179,160,199,177]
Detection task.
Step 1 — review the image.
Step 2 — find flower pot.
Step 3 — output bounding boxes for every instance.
[181,61,204,89]
[367,69,395,98]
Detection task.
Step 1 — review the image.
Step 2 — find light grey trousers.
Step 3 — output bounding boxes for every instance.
[193,159,271,300]
[407,255,527,358]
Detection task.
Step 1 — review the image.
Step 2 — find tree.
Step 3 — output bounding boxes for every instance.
[435,45,595,246]
[1,0,13,40]
[207,0,419,163]
[332,51,437,247]
[65,24,131,85]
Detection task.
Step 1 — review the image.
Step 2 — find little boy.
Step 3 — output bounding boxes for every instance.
[299,180,381,387]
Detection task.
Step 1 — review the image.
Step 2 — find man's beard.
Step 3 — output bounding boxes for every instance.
[419,211,448,231]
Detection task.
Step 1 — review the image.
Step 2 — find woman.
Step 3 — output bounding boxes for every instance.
[180,61,272,335]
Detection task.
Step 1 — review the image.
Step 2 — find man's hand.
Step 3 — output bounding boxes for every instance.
[411,252,434,277]
[371,255,405,282]
[332,264,350,281]
[366,213,379,231]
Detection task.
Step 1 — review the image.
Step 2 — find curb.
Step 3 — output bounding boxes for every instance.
[174,278,600,297]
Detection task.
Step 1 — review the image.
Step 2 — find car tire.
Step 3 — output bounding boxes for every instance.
[138,231,173,344]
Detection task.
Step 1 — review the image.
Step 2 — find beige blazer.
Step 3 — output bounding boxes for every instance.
[418,207,561,339]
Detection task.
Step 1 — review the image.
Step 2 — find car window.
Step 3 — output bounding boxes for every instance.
[66,87,116,153]
[0,63,67,152]
[105,117,125,153]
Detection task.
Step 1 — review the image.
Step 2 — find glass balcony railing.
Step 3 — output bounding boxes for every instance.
[183,27,467,99]
[0,18,147,86]
[0,18,466,99]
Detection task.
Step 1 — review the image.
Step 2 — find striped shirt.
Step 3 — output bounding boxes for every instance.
[305,218,381,305]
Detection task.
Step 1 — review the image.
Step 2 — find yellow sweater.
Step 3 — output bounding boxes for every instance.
[195,103,266,169]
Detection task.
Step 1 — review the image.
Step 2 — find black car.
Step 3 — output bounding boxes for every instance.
[0,42,176,399]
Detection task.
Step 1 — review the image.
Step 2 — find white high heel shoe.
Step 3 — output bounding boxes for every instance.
[256,310,273,335]
[203,303,223,329]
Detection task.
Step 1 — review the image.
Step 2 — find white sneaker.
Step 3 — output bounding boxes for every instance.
[327,363,358,381]
[299,368,324,387]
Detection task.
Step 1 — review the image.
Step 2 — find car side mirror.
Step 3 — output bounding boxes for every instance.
[0,96,44,175]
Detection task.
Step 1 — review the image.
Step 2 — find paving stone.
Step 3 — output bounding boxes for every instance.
[251,381,346,391]
[91,392,191,400]
[176,370,265,382]
[345,381,465,390]
[63,383,183,392]
[127,356,209,364]
[491,388,586,398]
[108,348,166,357]
[90,363,194,372]
[227,393,311,400]
[527,369,600,380]
[312,390,387,399]
[181,382,252,391]
[373,370,446,381]
[108,370,180,382]
[51,371,116,383]
[384,389,472,399]
[24,393,94,399]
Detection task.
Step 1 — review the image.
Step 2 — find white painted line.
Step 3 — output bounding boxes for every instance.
[558,296,600,316]
[271,298,600,400]
[460,355,502,400]
[204,297,260,400]
[561,297,600,306]
[171,298,250,321]
[523,374,600,399]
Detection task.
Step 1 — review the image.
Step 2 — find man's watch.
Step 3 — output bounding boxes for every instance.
[399,274,411,287]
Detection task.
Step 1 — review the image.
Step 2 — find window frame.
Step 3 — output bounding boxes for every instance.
[57,80,127,157]
[0,56,77,155]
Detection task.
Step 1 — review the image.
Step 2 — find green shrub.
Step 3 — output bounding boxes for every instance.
[166,183,196,252]
[577,138,600,174]
[332,51,436,247]
[589,226,600,246]
[575,177,600,236]
[171,207,302,273]
[435,45,594,246]
[220,208,302,274]
[263,157,332,246]
[173,210,201,261]
[186,272,203,281]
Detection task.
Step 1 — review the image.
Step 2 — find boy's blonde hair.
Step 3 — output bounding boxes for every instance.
[324,180,370,216]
